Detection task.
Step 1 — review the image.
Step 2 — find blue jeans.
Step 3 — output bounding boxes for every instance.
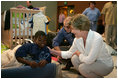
[90,21,97,31]
[1,63,56,78]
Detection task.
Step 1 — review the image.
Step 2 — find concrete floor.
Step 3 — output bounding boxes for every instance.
[104,56,117,78]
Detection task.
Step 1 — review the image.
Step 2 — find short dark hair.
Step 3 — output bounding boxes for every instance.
[29,1,31,3]
[34,30,46,39]
[89,1,96,5]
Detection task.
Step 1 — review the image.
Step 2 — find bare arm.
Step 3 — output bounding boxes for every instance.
[16,57,31,65]
[54,46,62,60]
[54,46,61,51]
[102,14,105,25]
[16,57,38,68]
[48,47,61,57]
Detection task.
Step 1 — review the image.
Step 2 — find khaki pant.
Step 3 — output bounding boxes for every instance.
[71,55,114,78]
[105,25,117,49]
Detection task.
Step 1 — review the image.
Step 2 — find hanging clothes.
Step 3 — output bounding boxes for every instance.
[33,11,48,35]
[4,9,10,30]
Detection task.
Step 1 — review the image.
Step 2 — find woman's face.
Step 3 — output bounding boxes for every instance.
[71,26,82,38]
[90,3,95,9]
[34,36,47,48]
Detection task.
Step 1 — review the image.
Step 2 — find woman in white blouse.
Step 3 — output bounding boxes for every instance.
[49,14,114,78]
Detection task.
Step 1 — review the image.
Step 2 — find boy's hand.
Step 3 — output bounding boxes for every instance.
[29,61,39,68]
[38,60,48,67]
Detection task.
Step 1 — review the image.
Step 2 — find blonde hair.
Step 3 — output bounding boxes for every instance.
[71,14,90,31]
[63,16,72,26]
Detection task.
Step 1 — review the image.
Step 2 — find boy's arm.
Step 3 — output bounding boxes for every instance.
[16,57,31,65]
[16,57,38,68]
[15,44,38,68]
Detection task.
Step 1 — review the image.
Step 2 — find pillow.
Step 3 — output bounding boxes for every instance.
[1,45,23,69]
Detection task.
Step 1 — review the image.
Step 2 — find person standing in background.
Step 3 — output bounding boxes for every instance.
[82,1,101,31]
[58,10,65,31]
[101,1,117,50]
[26,1,34,9]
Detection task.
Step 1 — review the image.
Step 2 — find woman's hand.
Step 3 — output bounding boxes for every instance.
[48,47,61,56]
[48,47,57,55]
[48,47,54,54]
[72,50,81,56]
[38,60,48,67]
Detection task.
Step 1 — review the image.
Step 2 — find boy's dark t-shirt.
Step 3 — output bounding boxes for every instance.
[15,43,51,63]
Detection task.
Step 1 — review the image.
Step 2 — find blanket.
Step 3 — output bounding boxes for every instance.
[1,45,23,69]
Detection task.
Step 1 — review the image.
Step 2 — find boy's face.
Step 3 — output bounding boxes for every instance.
[64,25,71,33]
[34,36,47,48]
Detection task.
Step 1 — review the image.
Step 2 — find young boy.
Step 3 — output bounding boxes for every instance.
[15,31,51,68]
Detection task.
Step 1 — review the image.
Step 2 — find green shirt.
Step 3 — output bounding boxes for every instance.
[101,2,117,26]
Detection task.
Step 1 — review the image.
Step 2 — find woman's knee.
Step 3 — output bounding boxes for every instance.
[78,64,87,73]
[71,55,80,70]
[71,55,78,64]
[78,64,105,78]
[78,64,91,77]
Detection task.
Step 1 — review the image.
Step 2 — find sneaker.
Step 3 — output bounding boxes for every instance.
[111,50,117,56]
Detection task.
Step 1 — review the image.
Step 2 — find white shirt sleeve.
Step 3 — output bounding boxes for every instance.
[43,16,48,23]
[79,37,103,64]
[61,39,78,59]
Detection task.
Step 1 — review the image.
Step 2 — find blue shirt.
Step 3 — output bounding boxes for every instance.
[82,7,101,21]
[52,27,74,47]
[15,43,51,63]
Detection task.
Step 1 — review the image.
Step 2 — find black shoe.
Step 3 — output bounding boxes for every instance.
[57,60,62,64]
[62,66,70,70]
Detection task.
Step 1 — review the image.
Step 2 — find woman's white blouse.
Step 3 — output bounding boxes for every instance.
[61,30,113,67]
